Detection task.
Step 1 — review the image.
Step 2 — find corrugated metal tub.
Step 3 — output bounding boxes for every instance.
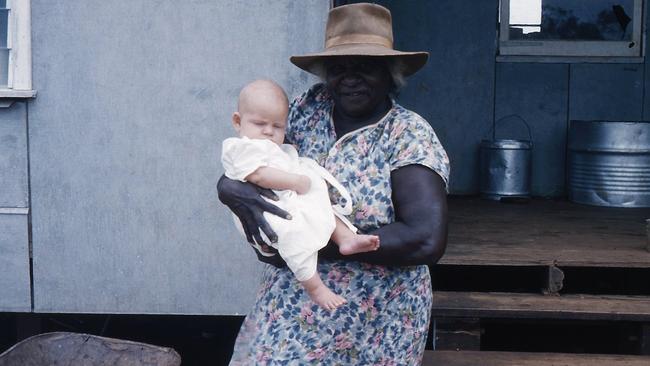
[568,120,650,207]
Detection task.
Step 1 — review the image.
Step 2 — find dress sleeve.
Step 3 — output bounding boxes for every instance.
[285,89,311,146]
[387,113,451,188]
[285,83,327,146]
[285,95,301,145]
[221,138,274,182]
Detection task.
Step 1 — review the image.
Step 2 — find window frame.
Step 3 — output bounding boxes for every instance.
[499,0,644,58]
[0,0,35,100]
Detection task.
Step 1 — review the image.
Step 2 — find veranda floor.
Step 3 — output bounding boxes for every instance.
[441,197,650,268]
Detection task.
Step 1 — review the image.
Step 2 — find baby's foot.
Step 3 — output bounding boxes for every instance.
[338,234,380,255]
[307,284,347,311]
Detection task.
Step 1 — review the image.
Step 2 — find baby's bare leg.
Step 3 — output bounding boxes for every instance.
[301,273,346,311]
[331,216,380,255]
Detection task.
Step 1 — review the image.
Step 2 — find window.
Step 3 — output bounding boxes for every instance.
[499,0,643,58]
[0,0,34,98]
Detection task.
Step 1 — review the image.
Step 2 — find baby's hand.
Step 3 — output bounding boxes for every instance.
[295,175,311,195]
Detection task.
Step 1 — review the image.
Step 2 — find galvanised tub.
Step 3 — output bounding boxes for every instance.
[568,120,650,207]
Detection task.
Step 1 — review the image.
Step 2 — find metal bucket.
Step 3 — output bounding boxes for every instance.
[568,120,650,207]
[480,115,533,200]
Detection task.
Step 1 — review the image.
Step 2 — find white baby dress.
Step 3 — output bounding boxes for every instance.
[221,136,356,282]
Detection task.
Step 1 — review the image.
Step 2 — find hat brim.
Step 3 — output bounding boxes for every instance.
[290,43,429,77]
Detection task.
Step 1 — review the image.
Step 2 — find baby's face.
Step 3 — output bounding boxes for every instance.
[234,101,288,145]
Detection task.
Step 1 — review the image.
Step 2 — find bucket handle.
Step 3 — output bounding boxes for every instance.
[492,114,533,143]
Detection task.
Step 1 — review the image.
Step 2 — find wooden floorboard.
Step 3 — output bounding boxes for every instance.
[441,197,650,267]
[432,291,650,321]
[422,350,650,366]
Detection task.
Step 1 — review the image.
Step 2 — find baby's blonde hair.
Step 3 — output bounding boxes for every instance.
[237,79,289,114]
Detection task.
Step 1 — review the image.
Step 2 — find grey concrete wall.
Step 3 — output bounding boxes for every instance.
[0,102,30,312]
[0,214,30,312]
[0,102,28,208]
[29,0,328,315]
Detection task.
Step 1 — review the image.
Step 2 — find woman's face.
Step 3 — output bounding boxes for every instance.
[325,57,392,118]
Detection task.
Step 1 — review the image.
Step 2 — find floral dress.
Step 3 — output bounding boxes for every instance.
[229,84,450,366]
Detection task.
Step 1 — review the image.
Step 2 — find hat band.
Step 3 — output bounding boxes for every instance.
[325,33,393,50]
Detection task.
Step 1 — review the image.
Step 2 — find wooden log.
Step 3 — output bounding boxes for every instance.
[0,332,181,366]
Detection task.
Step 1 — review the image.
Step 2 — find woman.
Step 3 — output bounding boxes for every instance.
[219,3,450,365]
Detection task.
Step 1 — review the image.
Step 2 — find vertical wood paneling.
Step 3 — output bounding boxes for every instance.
[570,64,644,122]
[370,0,500,194]
[641,0,650,121]
[495,63,569,197]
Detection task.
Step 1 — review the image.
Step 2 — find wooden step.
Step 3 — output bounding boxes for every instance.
[422,350,650,366]
[432,291,650,321]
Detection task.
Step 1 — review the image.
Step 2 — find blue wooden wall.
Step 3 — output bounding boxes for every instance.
[354,0,650,197]
[384,0,498,195]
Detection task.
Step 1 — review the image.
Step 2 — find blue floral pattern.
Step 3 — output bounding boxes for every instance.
[229,84,450,365]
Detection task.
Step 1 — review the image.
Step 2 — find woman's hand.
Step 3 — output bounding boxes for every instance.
[217,175,290,267]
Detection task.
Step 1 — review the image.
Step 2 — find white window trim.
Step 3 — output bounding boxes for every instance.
[499,0,644,58]
[1,0,35,100]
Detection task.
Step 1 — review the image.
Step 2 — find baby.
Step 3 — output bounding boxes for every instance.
[221,79,380,310]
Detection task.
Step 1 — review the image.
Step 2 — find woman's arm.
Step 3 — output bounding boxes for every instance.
[320,164,448,266]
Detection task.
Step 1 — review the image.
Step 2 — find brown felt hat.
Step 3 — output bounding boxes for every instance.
[290,3,429,77]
